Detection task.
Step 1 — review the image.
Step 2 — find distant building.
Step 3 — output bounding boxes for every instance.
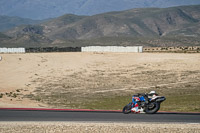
[81,46,143,53]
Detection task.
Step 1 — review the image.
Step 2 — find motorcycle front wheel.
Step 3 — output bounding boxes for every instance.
[122,103,132,114]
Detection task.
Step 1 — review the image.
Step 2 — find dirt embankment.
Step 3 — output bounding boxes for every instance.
[0,53,200,112]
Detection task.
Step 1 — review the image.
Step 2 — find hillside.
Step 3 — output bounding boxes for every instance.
[1,5,200,47]
[0,32,8,38]
[0,15,43,32]
[0,32,10,40]
[44,5,200,40]
[1,0,200,19]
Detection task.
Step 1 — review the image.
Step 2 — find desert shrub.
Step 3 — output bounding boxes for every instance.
[0,93,3,98]
[13,93,17,98]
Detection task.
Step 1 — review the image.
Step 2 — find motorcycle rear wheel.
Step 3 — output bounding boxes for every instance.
[145,102,160,114]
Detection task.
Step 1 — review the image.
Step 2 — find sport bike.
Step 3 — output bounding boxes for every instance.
[123,93,166,114]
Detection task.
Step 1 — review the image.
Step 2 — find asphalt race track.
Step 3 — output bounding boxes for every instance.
[0,109,200,123]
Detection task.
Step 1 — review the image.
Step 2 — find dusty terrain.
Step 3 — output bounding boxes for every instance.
[0,52,200,111]
[0,122,199,133]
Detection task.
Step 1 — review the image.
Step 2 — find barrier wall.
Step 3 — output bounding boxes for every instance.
[1,46,200,53]
[25,47,81,53]
[0,46,143,53]
[81,46,143,53]
[143,46,200,53]
[0,48,25,53]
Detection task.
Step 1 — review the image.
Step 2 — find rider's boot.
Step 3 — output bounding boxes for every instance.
[138,108,145,113]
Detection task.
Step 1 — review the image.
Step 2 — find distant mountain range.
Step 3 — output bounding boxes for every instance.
[0,0,200,20]
[1,5,200,47]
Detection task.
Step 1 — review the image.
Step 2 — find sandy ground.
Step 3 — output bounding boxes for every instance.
[0,52,200,108]
[0,122,199,133]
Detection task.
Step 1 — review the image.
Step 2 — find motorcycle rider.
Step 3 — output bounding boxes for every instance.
[148,91,158,98]
[131,91,157,113]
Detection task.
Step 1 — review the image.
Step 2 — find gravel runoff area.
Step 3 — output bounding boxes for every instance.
[0,122,199,133]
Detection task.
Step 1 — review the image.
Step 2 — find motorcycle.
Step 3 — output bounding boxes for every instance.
[123,93,166,114]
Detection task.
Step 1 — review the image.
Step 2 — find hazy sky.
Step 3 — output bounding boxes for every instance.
[0,0,200,19]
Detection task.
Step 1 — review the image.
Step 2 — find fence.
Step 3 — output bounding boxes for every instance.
[0,48,25,53]
[25,47,81,53]
[1,46,200,53]
[0,46,143,53]
[143,46,200,53]
[81,46,143,53]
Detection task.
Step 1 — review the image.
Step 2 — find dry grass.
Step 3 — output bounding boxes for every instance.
[0,52,200,112]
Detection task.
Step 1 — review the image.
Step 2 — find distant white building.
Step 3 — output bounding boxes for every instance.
[0,48,25,53]
[81,46,143,53]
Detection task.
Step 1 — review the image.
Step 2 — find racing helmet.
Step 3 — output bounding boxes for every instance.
[149,91,156,94]
[149,91,158,96]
